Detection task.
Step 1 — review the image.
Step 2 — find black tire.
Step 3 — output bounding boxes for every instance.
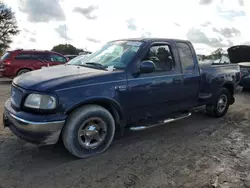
[62,105,115,158]
[17,69,30,76]
[206,88,231,118]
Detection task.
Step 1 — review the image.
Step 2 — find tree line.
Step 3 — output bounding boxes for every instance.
[0,1,19,55]
[197,48,228,61]
[51,44,92,55]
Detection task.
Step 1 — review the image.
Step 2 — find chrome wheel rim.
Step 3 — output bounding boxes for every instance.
[19,70,28,75]
[78,117,107,149]
[217,94,228,113]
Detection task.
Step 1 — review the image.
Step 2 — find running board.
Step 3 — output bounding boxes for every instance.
[130,112,192,131]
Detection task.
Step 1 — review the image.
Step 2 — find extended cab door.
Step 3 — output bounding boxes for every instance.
[127,42,183,124]
[176,42,200,107]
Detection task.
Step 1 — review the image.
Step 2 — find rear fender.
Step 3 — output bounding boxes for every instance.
[221,82,235,104]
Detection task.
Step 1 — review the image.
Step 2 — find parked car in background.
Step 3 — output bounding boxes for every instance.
[0,49,68,78]
[3,38,241,158]
[65,55,78,60]
[69,54,90,61]
[228,45,250,89]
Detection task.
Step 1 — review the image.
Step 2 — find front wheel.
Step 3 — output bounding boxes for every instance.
[206,88,231,118]
[62,105,115,158]
[17,69,30,76]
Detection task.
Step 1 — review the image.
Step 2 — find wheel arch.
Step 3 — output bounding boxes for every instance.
[222,82,234,96]
[65,97,126,131]
[220,82,235,104]
[16,68,32,76]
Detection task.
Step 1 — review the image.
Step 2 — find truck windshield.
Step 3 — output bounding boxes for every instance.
[67,41,142,69]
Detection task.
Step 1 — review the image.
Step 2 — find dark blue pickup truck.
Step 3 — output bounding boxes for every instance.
[3,38,241,158]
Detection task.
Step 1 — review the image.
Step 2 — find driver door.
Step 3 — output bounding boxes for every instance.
[127,43,183,124]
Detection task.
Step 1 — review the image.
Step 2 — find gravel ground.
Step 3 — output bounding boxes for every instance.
[1,81,250,188]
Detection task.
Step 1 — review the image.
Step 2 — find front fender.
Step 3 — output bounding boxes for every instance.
[65,96,125,121]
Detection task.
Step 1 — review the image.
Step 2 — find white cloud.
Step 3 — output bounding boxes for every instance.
[3,0,250,54]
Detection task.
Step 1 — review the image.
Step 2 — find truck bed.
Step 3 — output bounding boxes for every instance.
[199,62,240,98]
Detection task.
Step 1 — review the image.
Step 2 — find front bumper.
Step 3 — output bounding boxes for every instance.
[3,99,66,145]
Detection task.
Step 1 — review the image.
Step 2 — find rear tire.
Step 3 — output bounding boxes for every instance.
[206,88,231,118]
[17,69,30,76]
[62,105,115,158]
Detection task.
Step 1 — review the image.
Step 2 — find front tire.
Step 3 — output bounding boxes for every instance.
[17,69,30,76]
[62,105,115,158]
[206,88,231,118]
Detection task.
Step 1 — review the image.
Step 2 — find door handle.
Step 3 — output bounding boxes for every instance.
[173,78,182,84]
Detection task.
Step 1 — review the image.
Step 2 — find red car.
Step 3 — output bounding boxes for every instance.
[0,49,68,78]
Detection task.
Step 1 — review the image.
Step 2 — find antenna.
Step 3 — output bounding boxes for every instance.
[65,24,67,44]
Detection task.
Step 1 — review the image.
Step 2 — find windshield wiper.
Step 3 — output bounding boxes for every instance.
[85,62,107,70]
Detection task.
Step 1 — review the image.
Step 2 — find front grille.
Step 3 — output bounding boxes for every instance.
[10,85,23,108]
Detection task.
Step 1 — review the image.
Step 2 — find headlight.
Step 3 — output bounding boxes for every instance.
[24,94,57,109]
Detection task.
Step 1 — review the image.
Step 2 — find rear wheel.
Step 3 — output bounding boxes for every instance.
[17,69,30,76]
[62,105,115,158]
[206,88,231,118]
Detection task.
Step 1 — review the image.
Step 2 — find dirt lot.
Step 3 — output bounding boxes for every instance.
[1,81,250,188]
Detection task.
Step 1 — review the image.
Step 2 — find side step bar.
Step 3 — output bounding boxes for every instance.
[130,112,192,131]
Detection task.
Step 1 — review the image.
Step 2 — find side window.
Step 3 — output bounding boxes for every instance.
[144,44,174,72]
[15,53,31,60]
[177,43,195,71]
[50,54,67,63]
[31,53,50,62]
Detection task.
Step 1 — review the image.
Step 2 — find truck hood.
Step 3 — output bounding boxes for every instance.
[13,65,111,91]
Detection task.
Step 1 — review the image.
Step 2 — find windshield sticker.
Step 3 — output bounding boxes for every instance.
[126,41,142,47]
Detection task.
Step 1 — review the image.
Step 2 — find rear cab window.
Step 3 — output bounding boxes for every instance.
[1,52,11,60]
[177,42,195,73]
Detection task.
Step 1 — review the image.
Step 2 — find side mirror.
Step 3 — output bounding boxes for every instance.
[140,60,155,74]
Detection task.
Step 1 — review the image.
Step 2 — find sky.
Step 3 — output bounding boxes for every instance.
[3,0,250,55]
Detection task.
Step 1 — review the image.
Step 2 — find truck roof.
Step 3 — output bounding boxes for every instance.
[111,38,191,43]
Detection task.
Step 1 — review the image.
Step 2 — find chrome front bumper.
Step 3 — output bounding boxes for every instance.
[3,110,65,145]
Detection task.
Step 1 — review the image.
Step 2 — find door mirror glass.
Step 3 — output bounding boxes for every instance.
[140,60,155,73]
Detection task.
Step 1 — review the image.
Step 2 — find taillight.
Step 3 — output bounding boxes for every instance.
[3,60,11,65]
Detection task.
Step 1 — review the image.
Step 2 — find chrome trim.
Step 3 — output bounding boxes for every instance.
[130,112,192,131]
[9,113,65,125]
[5,111,65,145]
